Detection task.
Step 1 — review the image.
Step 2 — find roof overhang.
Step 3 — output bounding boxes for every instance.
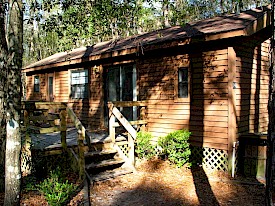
[23,5,271,73]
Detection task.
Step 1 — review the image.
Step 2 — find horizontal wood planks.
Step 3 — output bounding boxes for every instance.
[138,49,229,150]
[24,33,271,152]
[234,37,270,135]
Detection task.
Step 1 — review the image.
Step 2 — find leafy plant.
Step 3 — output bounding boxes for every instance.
[136,131,157,159]
[22,176,38,192]
[158,129,191,167]
[37,167,77,206]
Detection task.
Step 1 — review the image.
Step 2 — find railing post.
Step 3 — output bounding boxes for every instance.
[140,106,146,131]
[59,109,67,151]
[78,129,85,181]
[128,133,135,166]
[23,109,32,175]
[108,103,116,143]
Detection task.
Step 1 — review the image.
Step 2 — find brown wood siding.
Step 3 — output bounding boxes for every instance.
[138,48,229,150]
[26,66,104,130]
[54,70,69,102]
[67,66,104,129]
[26,74,47,101]
[24,33,270,152]
[234,38,270,135]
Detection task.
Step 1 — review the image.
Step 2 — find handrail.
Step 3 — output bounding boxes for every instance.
[22,101,90,181]
[112,101,148,107]
[108,101,148,167]
[66,106,92,148]
[108,103,137,140]
[22,101,67,110]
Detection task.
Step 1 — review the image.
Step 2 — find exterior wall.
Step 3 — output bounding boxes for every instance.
[26,73,47,101]
[54,70,69,102]
[26,66,104,130]
[234,37,270,135]
[138,47,229,150]
[67,66,104,129]
[25,33,270,152]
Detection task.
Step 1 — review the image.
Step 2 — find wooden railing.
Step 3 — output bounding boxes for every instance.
[22,101,90,180]
[108,101,148,167]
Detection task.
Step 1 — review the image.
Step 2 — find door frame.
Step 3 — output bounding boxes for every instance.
[104,65,137,126]
[47,73,55,102]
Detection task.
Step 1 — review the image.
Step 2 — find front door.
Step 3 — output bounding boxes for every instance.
[105,65,137,125]
[47,73,54,102]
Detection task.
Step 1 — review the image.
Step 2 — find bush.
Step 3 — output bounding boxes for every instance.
[158,129,191,167]
[136,131,157,159]
[37,167,77,206]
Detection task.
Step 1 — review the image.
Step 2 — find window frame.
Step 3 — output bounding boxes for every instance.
[70,69,89,99]
[174,67,190,102]
[34,75,40,92]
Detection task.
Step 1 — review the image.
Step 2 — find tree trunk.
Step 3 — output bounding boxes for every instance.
[266,1,275,205]
[4,119,21,205]
[0,0,8,193]
[162,0,170,28]
[3,0,23,204]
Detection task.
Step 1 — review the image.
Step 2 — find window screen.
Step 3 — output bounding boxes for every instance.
[71,69,88,99]
[34,76,40,92]
[178,68,188,98]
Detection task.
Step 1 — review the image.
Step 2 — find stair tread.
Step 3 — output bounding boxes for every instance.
[89,167,133,182]
[86,159,124,170]
[85,149,117,157]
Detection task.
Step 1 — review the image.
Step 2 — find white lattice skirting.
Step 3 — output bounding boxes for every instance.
[191,146,228,171]
[118,143,130,158]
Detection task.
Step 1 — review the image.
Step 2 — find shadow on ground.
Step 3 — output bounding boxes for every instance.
[110,179,192,206]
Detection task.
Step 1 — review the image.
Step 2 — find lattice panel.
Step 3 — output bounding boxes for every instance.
[118,143,130,158]
[191,146,228,171]
[233,143,240,176]
[21,145,33,176]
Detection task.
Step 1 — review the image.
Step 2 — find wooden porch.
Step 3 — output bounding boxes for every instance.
[22,101,148,182]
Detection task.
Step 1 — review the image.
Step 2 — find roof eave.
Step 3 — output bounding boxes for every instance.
[23,8,271,73]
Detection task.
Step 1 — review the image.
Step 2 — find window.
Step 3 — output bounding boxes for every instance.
[34,76,40,92]
[71,69,88,99]
[178,67,188,98]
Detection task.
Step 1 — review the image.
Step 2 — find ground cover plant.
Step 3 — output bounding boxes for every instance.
[136,129,192,168]
[158,129,191,167]
[21,155,81,206]
[37,167,77,206]
[136,131,157,159]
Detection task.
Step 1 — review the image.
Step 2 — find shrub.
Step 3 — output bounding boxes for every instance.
[158,129,191,167]
[136,131,157,159]
[37,167,77,206]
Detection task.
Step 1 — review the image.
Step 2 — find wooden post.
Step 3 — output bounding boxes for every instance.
[128,133,135,166]
[228,47,237,176]
[78,129,85,181]
[140,106,146,131]
[23,109,32,175]
[66,106,92,149]
[108,103,116,143]
[59,109,67,151]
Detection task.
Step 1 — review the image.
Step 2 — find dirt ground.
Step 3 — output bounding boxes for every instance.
[1,159,266,205]
[90,159,265,206]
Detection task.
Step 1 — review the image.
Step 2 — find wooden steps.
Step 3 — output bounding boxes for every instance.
[84,145,133,183]
[86,159,124,170]
[88,167,133,182]
[84,149,117,158]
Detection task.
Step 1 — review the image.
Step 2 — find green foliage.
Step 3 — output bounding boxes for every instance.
[158,130,191,167]
[23,176,38,192]
[37,167,77,206]
[136,131,157,159]
[23,0,270,66]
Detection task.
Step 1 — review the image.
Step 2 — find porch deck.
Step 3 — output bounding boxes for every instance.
[31,127,111,150]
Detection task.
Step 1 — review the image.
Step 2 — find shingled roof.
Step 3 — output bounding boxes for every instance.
[24,5,271,72]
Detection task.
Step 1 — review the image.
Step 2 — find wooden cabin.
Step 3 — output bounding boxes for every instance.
[23,6,271,173]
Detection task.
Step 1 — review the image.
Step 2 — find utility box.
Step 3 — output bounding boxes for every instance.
[238,133,267,179]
